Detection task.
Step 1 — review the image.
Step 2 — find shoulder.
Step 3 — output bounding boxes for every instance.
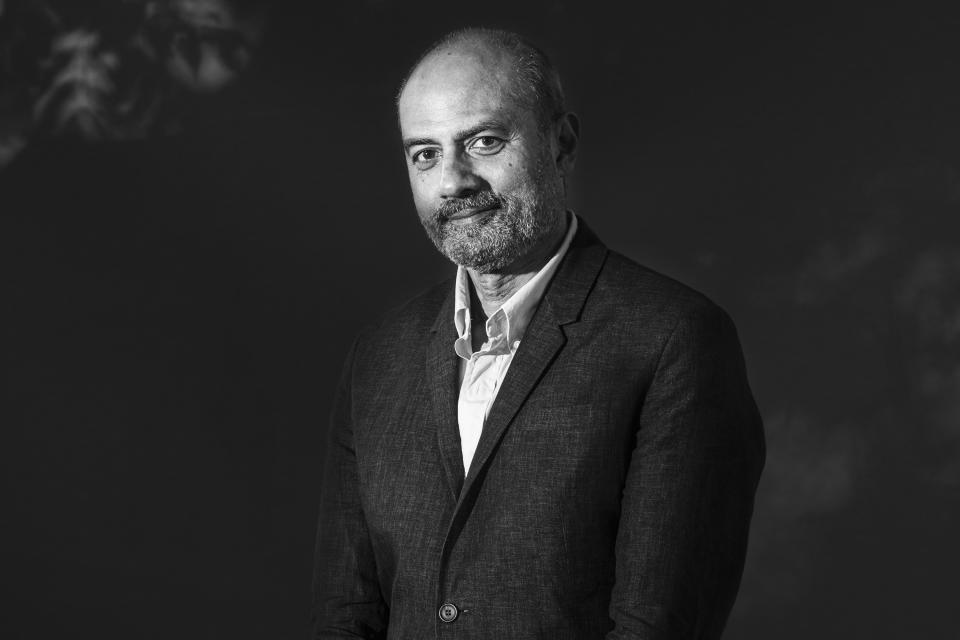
[584,251,751,401]
[589,249,734,335]
[351,277,452,361]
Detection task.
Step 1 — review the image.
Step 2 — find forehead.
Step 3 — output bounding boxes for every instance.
[398,48,528,137]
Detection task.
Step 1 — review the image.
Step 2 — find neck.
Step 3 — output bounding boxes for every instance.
[466,215,568,317]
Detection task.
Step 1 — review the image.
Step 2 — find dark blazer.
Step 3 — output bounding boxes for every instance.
[313,221,765,639]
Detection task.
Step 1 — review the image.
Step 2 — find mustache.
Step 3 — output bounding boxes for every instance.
[435,191,504,222]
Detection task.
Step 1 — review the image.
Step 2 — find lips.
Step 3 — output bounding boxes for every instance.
[445,204,499,223]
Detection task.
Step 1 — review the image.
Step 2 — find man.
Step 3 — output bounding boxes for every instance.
[313,28,765,640]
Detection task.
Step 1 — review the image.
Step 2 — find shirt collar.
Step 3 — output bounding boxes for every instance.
[454,212,579,360]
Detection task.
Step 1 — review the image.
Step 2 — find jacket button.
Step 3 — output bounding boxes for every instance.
[438,602,458,623]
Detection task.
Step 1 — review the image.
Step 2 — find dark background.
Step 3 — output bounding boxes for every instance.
[3,2,959,638]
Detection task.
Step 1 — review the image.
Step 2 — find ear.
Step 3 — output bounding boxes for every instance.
[554,112,580,176]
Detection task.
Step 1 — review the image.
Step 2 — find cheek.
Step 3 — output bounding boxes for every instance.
[408,184,435,219]
[488,150,542,192]
[496,169,538,199]
[407,166,435,190]
[406,171,428,197]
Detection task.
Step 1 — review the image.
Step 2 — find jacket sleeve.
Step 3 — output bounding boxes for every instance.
[312,338,389,639]
[607,303,766,640]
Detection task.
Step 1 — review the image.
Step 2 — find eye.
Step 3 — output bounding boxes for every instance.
[469,136,505,155]
[412,148,440,170]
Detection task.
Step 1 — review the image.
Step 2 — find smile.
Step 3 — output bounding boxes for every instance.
[445,205,499,226]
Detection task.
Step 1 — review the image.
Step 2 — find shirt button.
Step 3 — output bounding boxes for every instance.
[438,602,458,623]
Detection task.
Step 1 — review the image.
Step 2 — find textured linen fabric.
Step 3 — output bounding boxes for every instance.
[312,219,766,640]
[454,213,578,472]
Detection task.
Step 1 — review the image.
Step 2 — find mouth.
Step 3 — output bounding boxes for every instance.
[445,204,499,226]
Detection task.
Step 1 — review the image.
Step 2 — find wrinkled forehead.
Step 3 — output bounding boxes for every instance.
[398,48,526,135]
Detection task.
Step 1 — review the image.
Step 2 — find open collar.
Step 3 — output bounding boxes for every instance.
[427,215,609,500]
[452,213,579,360]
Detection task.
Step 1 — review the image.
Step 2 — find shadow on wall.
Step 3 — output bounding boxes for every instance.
[728,163,960,637]
[0,0,268,168]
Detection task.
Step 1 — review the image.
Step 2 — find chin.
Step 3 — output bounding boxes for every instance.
[444,240,525,274]
[443,244,504,272]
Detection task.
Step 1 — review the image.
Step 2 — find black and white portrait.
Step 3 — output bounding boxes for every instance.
[2,3,957,639]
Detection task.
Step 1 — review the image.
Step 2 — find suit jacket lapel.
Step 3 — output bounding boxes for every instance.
[425,287,465,500]
[461,220,609,496]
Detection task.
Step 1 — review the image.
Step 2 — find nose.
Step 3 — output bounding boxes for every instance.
[438,153,483,199]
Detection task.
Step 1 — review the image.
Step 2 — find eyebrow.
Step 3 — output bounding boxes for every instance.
[402,120,509,151]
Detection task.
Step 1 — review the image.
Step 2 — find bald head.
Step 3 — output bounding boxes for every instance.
[395,27,580,275]
[397,28,565,131]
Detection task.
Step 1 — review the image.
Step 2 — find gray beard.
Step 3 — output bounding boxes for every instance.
[425,193,551,273]
[418,137,568,273]
[420,165,566,273]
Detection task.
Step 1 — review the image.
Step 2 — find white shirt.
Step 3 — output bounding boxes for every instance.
[454,213,579,473]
